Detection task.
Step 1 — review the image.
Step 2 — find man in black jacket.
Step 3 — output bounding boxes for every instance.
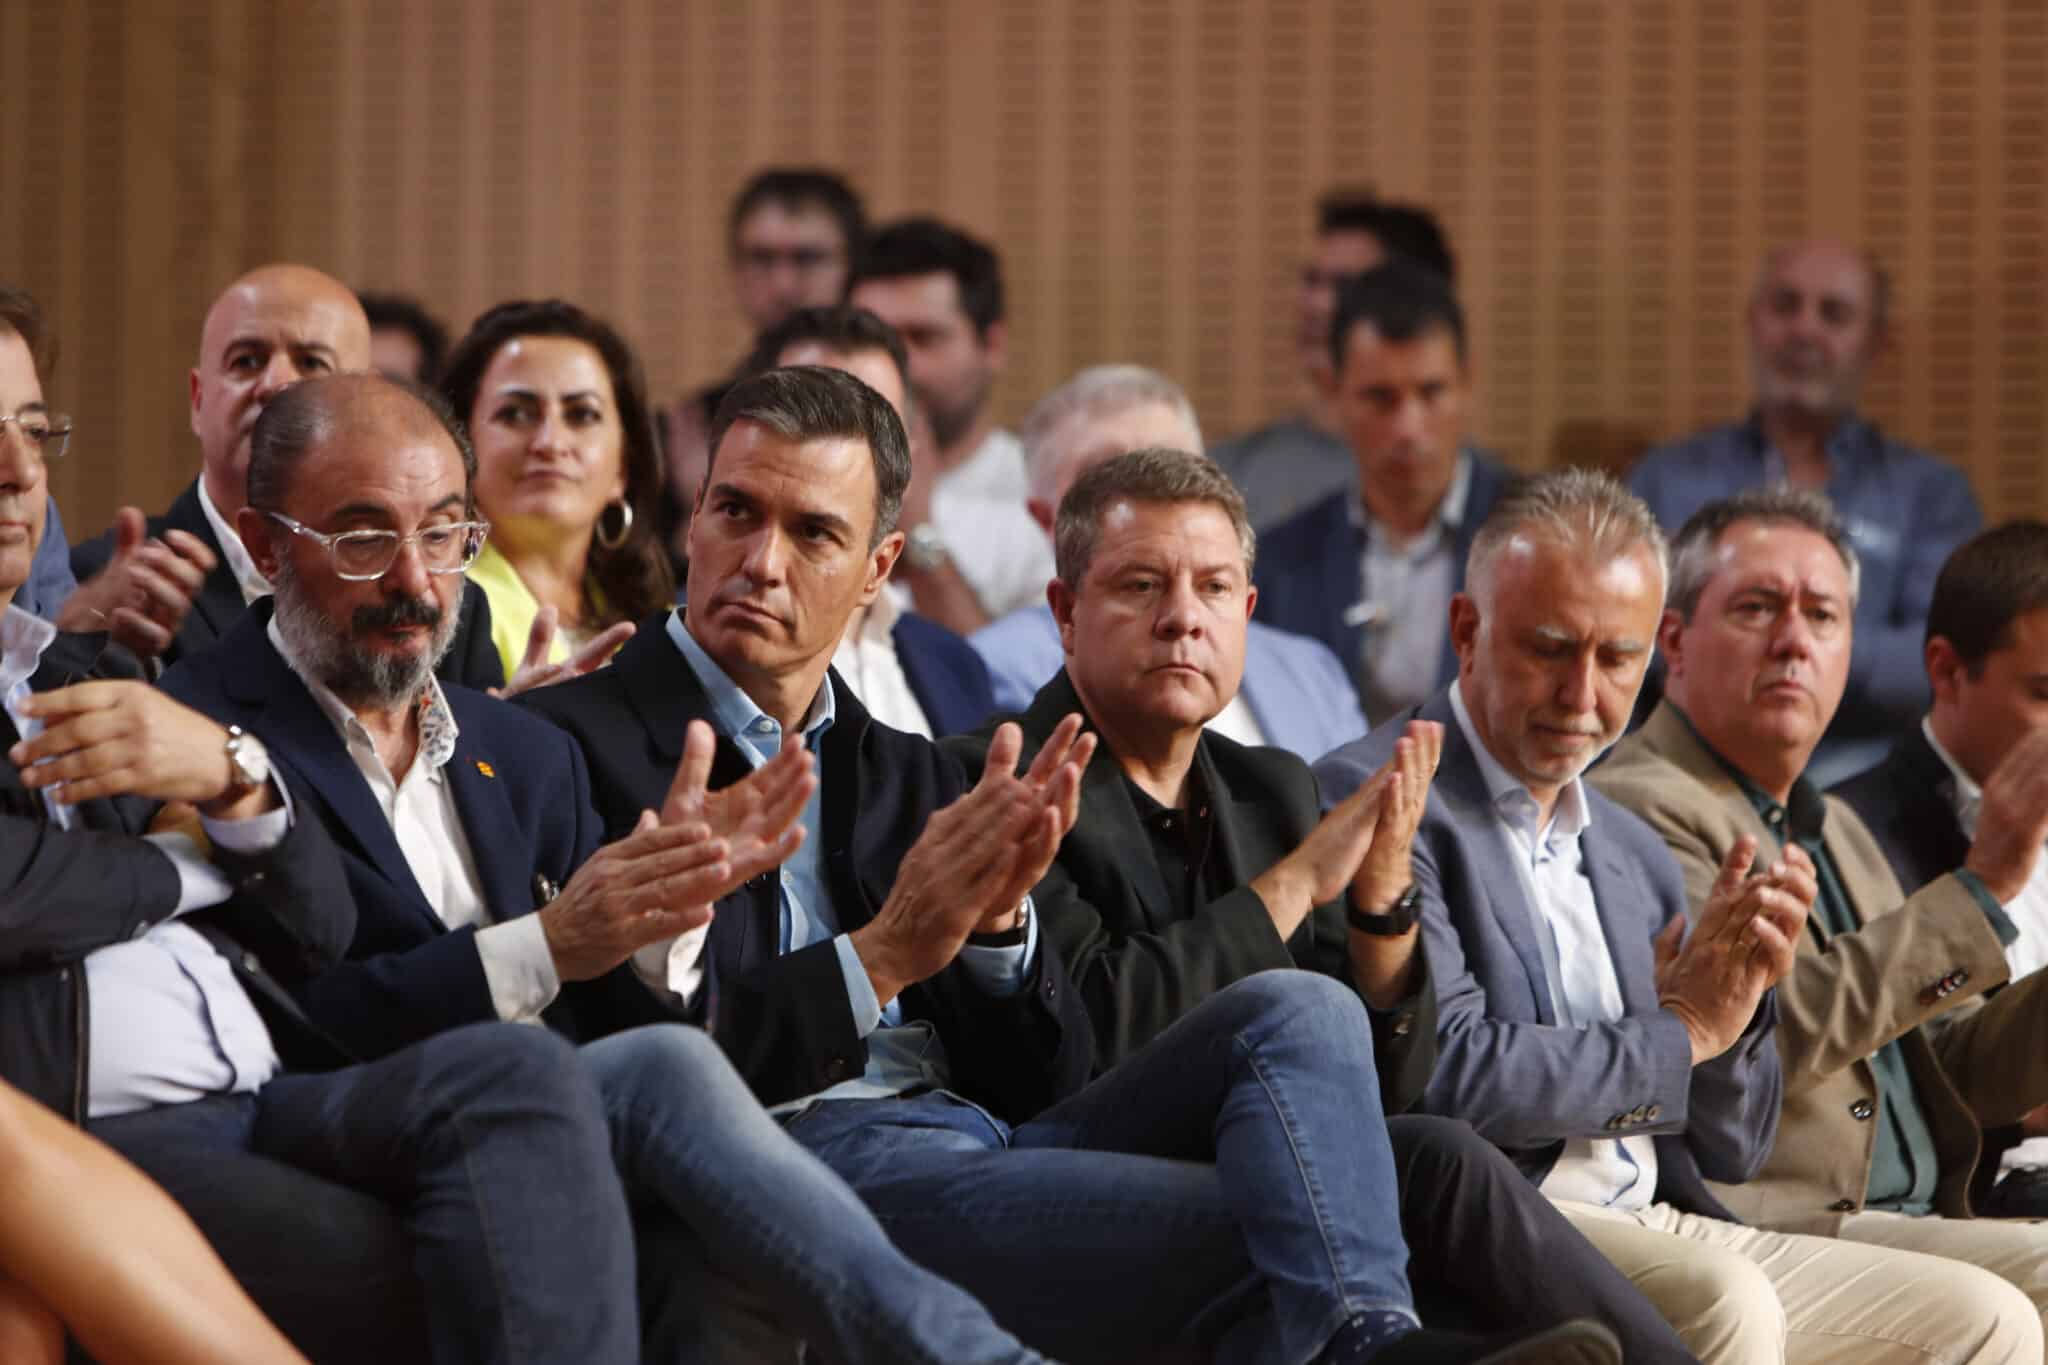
[0,314,639,1363]
[523,364,1619,1365]
[1833,519,2048,1216]
[63,263,503,686]
[948,445,1694,1362]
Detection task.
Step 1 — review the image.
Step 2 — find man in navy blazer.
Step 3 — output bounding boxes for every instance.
[1252,264,1515,727]
[1315,471,2032,1363]
[164,371,1106,1365]
[523,366,1623,1364]
[973,363,1366,758]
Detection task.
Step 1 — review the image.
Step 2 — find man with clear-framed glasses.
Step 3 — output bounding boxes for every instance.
[63,264,505,688]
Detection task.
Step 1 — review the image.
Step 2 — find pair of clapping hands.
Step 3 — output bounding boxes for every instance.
[1656,836,1816,1065]
[538,714,1096,1006]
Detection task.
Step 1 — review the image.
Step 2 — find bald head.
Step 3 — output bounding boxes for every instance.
[190,264,373,514]
[245,372,474,516]
[1747,240,1889,423]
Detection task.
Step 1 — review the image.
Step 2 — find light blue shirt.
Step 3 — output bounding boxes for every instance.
[0,605,292,1118]
[666,611,1035,1104]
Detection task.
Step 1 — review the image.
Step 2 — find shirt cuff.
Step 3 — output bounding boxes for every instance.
[956,896,1039,998]
[476,916,563,1023]
[630,923,710,1006]
[142,833,233,916]
[200,781,294,855]
[831,933,885,1036]
[1953,869,2021,947]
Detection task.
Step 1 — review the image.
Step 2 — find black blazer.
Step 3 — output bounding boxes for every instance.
[517,612,1096,1118]
[1831,726,1973,903]
[72,478,506,689]
[0,630,355,1119]
[944,669,1439,1112]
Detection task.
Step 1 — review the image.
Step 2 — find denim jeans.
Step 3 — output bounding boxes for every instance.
[92,1021,638,1365]
[785,970,1416,1365]
[582,1022,1049,1365]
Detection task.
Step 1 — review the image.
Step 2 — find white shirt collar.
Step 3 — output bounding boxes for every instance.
[1348,450,1475,541]
[1922,714,1983,839]
[196,478,273,606]
[1449,676,1592,844]
[267,615,460,775]
[0,603,58,695]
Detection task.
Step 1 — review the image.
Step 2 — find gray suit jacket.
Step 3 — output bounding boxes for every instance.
[1315,689,1782,1218]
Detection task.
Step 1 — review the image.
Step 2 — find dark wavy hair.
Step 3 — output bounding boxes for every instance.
[439,299,674,627]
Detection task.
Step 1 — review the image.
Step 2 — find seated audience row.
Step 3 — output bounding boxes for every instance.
[0,177,2021,1365]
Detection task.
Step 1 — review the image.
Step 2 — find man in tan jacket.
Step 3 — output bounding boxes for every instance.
[1593,486,2048,1326]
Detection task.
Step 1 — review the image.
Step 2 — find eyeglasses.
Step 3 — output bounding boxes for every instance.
[264,512,490,581]
[0,412,72,460]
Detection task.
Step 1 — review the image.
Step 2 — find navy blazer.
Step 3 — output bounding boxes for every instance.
[517,612,1095,1119]
[891,609,996,737]
[157,603,641,1062]
[1314,690,1782,1217]
[1831,727,1973,902]
[73,478,506,690]
[1252,450,1515,715]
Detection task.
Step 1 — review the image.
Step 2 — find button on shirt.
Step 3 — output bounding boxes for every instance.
[1448,681,1657,1211]
[1924,718,2048,1173]
[665,611,1037,1107]
[1354,454,1471,726]
[0,605,288,1118]
[268,618,560,1023]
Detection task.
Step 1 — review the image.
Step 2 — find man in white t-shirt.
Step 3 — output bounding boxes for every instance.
[850,218,1053,634]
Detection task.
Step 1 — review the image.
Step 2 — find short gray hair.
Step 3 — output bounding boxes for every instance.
[1466,468,1669,601]
[1667,486,1861,621]
[1054,446,1254,586]
[1020,365,1203,503]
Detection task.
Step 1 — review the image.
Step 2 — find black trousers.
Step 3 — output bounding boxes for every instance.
[1390,1115,1698,1364]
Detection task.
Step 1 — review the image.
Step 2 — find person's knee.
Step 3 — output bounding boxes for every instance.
[439,1022,605,1122]
[1385,1114,1509,1199]
[1628,1242,1782,1363]
[1919,1263,2043,1363]
[1219,969,1369,1041]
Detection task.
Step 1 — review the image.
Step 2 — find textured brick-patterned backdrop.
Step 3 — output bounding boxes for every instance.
[3,0,2044,537]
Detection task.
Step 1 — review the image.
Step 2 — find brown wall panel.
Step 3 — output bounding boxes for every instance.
[6,0,2045,542]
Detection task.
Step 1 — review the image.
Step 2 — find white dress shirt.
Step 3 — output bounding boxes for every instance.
[1353,454,1471,725]
[830,588,932,739]
[196,478,273,606]
[1,604,293,1117]
[1450,681,1658,1211]
[1924,718,2048,1172]
[930,429,1058,620]
[269,618,560,1023]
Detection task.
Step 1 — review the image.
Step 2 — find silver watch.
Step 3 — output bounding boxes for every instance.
[221,724,271,800]
[903,523,952,572]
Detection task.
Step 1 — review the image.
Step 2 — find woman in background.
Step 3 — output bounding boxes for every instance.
[440,299,672,683]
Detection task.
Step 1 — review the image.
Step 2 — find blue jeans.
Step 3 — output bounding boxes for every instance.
[581,1022,1048,1365]
[92,1022,638,1365]
[785,970,1415,1365]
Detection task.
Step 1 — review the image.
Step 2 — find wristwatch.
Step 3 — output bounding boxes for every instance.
[220,724,272,802]
[1347,883,1421,937]
[903,523,952,573]
[970,896,1032,947]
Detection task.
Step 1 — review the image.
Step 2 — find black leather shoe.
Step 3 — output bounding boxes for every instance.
[1368,1318,1624,1365]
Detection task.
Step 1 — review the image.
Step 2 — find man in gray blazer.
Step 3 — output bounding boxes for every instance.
[1316,470,2040,1364]
[971,364,1366,759]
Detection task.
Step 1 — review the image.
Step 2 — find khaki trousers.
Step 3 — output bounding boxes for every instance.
[1553,1199,2043,1364]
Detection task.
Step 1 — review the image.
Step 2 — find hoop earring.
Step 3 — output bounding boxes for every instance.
[596,498,633,551]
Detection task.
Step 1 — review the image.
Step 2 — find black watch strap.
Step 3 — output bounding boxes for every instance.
[1347,882,1421,937]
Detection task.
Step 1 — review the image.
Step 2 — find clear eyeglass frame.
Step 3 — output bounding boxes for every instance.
[0,412,71,460]
[263,511,490,582]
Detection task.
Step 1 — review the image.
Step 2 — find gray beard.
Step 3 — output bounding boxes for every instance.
[270,556,457,708]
